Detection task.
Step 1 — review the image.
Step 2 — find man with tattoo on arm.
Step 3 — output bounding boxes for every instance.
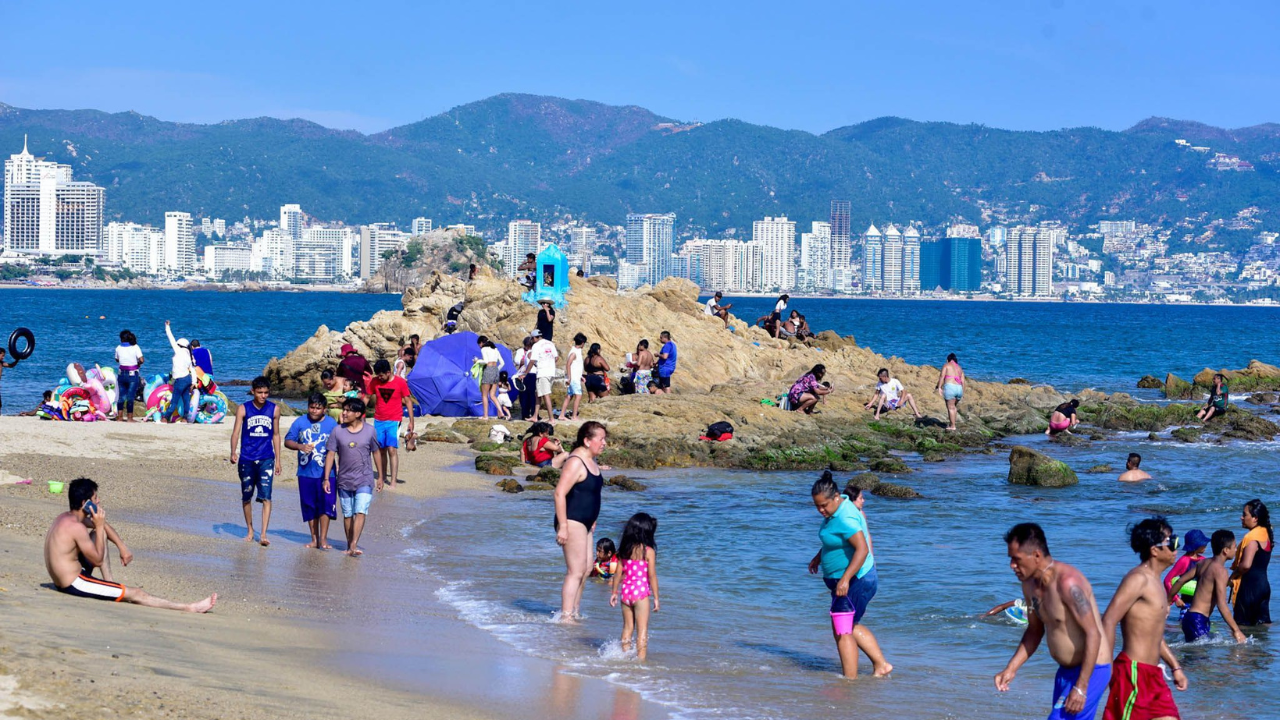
[996,523,1113,720]
[1100,518,1186,720]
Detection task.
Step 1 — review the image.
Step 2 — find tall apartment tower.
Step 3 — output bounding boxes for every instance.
[881,224,903,294]
[625,213,675,284]
[754,216,796,291]
[503,220,543,277]
[799,221,832,290]
[3,137,105,256]
[163,212,195,273]
[570,226,597,274]
[411,217,433,235]
[902,226,921,295]
[279,204,305,241]
[829,200,851,271]
[862,225,883,291]
[1006,225,1055,297]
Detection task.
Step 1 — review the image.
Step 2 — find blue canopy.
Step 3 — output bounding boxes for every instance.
[406,331,516,417]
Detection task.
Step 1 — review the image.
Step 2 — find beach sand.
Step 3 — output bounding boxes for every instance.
[0,417,657,720]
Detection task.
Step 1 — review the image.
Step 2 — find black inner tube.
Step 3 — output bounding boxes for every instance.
[8,327,35,360]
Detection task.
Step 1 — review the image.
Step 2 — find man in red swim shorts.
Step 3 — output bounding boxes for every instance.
[1101,517,1186,720]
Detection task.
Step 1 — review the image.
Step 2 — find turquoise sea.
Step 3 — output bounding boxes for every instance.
[6,289,1279,719]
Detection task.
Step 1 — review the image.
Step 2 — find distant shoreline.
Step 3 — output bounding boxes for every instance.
[0,281,393,294]
[706,291,1279,308]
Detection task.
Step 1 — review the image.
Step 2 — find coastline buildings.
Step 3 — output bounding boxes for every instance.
[105,222,164,274]
[294,226,355,282]
[203,243,253,276]
[829,201,852,280]
[862,223,922,295]
[863,225,883,291]
[569,226,596,274]
[358,222,408,279]
[625,213,675,286]
[798,221,832,291]
[3,138,105,257]
[754,216,796,291]
[1006,224,1058,297]
[411,217,433,235]
[163,212,196,273]
[497,219,542,277]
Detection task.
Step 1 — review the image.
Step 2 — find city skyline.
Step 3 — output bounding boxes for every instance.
[3,2,1280,134]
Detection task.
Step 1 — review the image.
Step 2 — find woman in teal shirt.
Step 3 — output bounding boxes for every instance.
[808,472,893,678]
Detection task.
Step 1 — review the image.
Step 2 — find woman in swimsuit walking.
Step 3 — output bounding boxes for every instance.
[1230,498,1272,627]
[935,353,965,431]
[554,421,609,621]
[583,343,611,402]
[610,512,660,660]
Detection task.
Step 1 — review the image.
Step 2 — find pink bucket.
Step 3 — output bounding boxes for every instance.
[831,611,856,635]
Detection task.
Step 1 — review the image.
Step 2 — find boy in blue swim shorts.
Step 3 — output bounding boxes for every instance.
[365,359,414,489]
[230,377,281,547]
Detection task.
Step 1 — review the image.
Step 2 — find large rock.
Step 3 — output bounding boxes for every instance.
[1163,374,1197,400]
[1007,446,1078,487]
[1193,361,1280,391]
[1137,375,1163,389]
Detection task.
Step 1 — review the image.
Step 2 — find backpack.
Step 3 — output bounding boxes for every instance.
[702,421,734,442]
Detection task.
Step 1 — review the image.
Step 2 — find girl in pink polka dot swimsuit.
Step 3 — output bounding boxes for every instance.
[609,512,660,660]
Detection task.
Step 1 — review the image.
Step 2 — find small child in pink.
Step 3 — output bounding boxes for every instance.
[609,512,660,660]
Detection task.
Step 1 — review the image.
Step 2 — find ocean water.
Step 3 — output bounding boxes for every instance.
[417,433,1278,720]
[0,288,402,410]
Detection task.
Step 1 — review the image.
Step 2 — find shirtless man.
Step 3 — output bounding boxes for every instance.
[995,523,1113,720]
[44,478,216,612]
[1117,453,1151,483]
[1169,529,1247,644]
[1100,518,1186,720]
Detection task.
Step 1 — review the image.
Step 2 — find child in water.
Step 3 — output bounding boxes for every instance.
[591,538,619,579]
[610,513,660,660]
[496,371,513,420]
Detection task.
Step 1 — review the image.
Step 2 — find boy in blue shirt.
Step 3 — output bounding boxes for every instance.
[284,393,339,550]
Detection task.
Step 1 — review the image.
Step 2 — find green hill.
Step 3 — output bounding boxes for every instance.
[2,94,1278,236]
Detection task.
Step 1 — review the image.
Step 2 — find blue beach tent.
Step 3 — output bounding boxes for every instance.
[405,331,516,417]
[521,244,570,308]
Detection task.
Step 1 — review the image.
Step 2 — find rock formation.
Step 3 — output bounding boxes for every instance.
[1007,446,1078,487]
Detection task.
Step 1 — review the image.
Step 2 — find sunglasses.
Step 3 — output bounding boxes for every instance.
[1156,536,1182,551]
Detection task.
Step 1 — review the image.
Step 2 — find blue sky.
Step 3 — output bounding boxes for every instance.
[2,1,1277,134]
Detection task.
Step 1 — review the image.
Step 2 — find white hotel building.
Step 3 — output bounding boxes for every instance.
[754,216,796,291]
[3,138,105,257]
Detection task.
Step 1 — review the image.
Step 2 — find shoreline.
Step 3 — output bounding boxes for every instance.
[0,418,665,720]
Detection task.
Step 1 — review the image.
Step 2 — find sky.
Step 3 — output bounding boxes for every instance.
[2,1,1278,135]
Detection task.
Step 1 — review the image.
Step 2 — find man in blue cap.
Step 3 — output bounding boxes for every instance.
[1163,529,1210,608]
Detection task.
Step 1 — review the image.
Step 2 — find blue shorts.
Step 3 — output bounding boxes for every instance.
[1181,610,1211,642]
[373,420,399,448]
[1048,663,1110,720]
[238,458,274,503]
[567,382,582,397]
[338,488,373,517]
[298,474,337,522]
[825,567,878,621]
[942,383,964,401]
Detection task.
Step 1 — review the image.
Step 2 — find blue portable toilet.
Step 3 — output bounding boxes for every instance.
[522,244,570,307]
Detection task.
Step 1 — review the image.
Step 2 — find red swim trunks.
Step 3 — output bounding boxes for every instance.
[1102,652,1180,720]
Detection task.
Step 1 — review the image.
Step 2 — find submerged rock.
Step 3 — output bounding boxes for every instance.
[1211,409,1280,442]
[869,457,911,474]
[1007,378,1030,385]
[495,478,524,493]
[605,475,647,491]
[922,451,946,463]
[1137,375,1163,389]
[871,482,922,499]
[1007,446,1078,487]
[1170,427,1203,443]
[1086,464,1113,474]
[1050,433,1089,448]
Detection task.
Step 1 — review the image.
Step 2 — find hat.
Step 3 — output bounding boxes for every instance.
[340,343,354,355]
[538,298,553,306]
[1184,529,1210,553]
[177,338,190,348]
[530,329,542,338]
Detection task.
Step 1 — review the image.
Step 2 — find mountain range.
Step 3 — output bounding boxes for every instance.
[2,93,1279,237]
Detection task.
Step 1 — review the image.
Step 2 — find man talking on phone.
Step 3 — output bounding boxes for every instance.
[44,478,216,612]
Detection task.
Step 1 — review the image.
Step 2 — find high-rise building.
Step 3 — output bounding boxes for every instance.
[570,226,596,275]
[1007,225,1055,297]
[881,225,903,294]
[3,137,105,256]
[200,217,213,236]
[204,243,253,276]
[949,237,983,292]
[902,226,921,295]
[920,238,947,291]
[862,225,883,291]
[252,228,294,278]
[213,218,226,237]
[829,201,851,272]
[358,223,408,279]
[625,213,675,285]
[500,220,542,278]
[295,227,353,282]
[799,221,832,291]
[754,216,795,291]
[162,212,195,274]
[411,217,433,235]
[105,222,164,274]
[279,204,305,241]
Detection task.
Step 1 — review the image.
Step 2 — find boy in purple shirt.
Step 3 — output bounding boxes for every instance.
[323,397,382,556]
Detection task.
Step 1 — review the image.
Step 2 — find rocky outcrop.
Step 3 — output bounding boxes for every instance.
[1007,446,1078,487]
[1163,374,1197,400]
[1192,361,1280,392]
[1136,375,1163,389]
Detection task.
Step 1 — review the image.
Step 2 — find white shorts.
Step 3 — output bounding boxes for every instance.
[537,376,553,397]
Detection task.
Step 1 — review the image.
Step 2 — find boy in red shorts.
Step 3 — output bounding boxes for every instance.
[1101,517,1187,720]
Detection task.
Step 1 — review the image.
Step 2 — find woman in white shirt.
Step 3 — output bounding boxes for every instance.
[477,335,504,419]
[164,320,194,423]
[114,329,145,422]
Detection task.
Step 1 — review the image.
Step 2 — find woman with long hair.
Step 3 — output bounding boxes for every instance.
[1231,498,1273,626]
[113,329,145,422]
[788,364,831,414]
[583,343,611,402]
[477,335,503,420]
[553,421,609,621]
[1046,399,1080,436]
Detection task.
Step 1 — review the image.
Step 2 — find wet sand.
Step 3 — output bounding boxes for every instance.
[0,417,663,719]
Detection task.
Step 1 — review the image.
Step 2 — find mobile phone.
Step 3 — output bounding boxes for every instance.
[82,500,98,516]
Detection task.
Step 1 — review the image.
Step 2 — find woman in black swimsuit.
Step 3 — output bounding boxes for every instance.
[554,421,608,621]
[584,343,611,402]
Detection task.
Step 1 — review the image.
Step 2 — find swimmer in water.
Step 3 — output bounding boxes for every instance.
[1117,453,1151,483]
[590,537,618,579]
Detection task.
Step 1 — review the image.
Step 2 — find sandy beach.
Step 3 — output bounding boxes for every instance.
[0,417,662,720]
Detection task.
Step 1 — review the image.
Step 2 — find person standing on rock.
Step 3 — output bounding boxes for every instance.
[584,343,611,402]
[531,330,559,423]
[995,523,1112,720]
[655,331,677,394]
[554,421,609,621]
[536,298,556,342]
[809,471,891,678]
[558,333,586,421]
[337,344,371,389]
[515,336,538,420]
[936,353,965,432]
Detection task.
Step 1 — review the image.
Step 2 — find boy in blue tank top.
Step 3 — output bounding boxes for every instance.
[230,376,281,547]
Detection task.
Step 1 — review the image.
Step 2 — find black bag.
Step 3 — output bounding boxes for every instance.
[706,421,734,439]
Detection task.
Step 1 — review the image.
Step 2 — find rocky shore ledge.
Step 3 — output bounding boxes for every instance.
[264,270,1279,474]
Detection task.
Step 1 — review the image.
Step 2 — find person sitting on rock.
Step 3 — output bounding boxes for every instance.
[864,369,922,421]
[1046,399,1081,436]
[704,292,733,328]
[1197,373,1229,421]
[518,253,537,290]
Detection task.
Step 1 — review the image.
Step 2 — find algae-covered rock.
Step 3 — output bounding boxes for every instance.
[536,466,561,482]
[1148,432,1160,441]
[1007,446,1078,487]
[605,475,647,491]
[418,428,469,443]
[524,482,554,491]
[495,478,524,493]
[1163,374,1197,400]
[1246,392,1279,405]
[1211,409,1280,442]
[1050,433,1089,448]
[922,451,946,463]
[476,454,520,475]
[1171,427,1203,443]
[1086,464,1113,474]
[844,473,881,491]
[1082,402,1200,432]
[872,481,922,499]
[869,457,911,474]
[1137,375,1164,389]
[472,440,510,452]
[1007,378,1030,385]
